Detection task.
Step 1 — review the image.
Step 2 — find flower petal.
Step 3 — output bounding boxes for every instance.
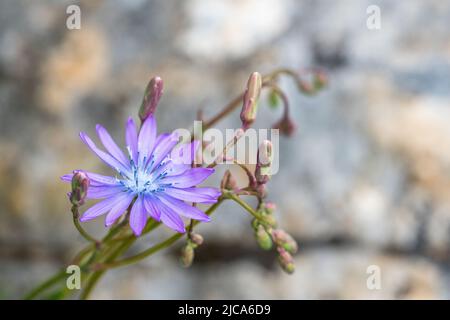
[87,185,124,199]
[153,197,186,233]
[96,124,129,166]
[143,194,161,221]
[129,195,147,236]
[79,132,131,176]
[158,194,210,222]
[125,117,138,165]
[171,140,200,166]
[164,187,221,203]
[161,168,215,188]
[105,193,134,227]
[80,195,123,222]
[138,115,157,166]
[146,132,179,172]
[61,171,119,186]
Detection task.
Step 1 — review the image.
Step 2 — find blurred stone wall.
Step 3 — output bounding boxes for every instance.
[1,0,450,299]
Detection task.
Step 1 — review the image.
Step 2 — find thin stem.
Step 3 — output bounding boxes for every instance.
[203,93,244,130]
[71,206,99,244]
[24,270,67,300]
[95,200,224,270]
[225,193,267,223]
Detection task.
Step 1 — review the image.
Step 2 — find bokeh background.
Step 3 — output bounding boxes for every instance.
[1,0,450,299]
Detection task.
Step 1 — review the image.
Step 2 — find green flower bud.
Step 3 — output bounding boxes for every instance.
[277,247,295,274]
[240,72,262,129]
[255,140,273,185]
[255,225,273,250]
[268,90,279,109]
[272,229,298,254]
[313,70,327,91]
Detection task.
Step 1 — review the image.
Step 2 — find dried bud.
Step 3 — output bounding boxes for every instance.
[255,140,273,185]
[180,244,194,268]
[139,76,164,122]
[277,247,295,274]
[70,171,89,206]
[190,233,204,246]
[240,72,262,129]
[272,229,298,254]
[220,170,237,190]
[272,116,296,137]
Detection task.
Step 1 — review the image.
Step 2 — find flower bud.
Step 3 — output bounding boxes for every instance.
[255,225,273,250]
[220,170,237,190]
[277,247,295,274]
[272,229,298,254]
[70,171,89,206]
[190,233,204,246]
[139,76,164,122]
[255,140,273,185]
[180,244,194,268]
[240,72,262,130]
[263,202,276,215]
[272,116,296,137]
[313,70,327,91]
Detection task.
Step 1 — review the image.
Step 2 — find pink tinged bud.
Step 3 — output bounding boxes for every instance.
[264,202,276,214]
[70,171,89,206]
[220,170,237,190]
[139,76,164,122]
[255,140,273,185]
[277,247,295,274]
[190,233,204,246]
[272,116,296,137]
[272,229,298,254]
[255,224,273,250]
[180,244,194,268]
[313,70,328,91]
[240,72,262,129]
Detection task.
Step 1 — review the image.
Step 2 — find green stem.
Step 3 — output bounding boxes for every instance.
[226,193,267,223]
[72,206,99,244]
[24,270,67,300]
[95,199,223,271]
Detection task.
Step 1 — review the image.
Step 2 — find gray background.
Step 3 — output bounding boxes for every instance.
[1,0,450,299]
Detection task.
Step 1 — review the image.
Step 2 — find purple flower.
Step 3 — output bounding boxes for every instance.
[62,116,220,236]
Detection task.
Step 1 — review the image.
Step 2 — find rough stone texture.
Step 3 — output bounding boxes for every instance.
[1,0,449,299]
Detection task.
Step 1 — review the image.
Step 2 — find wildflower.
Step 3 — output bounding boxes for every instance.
[62,115,221,236]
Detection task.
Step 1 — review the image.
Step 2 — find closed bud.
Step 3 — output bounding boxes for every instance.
[240,72,262,129]
[139,76,164,122]
[255,225,273,250]
[272,229,298,254]
[313,70,327,91]
[255,140,273,184]
[273,116,296,137]
[263,202,276,215]
[259,210,277,227]
[277,247,295,274]
[70,171,89,206]
[190,233,204,246]
[180,244,194,268]
[220,170,237,190]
